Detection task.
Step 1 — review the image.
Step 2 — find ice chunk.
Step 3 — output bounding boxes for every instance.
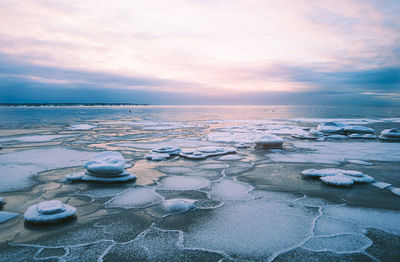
[0,211,18,224]
[255,134,283,149]
[69,124,96,130]
[317,122,348,133]
[105,187,162,209]
[347,160,374,166]
[301,168,344,177]
[0,148,96,193]
[291,134,319,140]
[351,174,375,183]
[64,172,85,182]
[218,155,242,161]
[84,151,125,175]
[309,128,323,136]
[146,153,171,161]
[389,187,400,196]
[157,176,210,190]
[210,179,253,201]
[0,134,75,143]
[303,234,372,252]
[152,146,181,155]
[162,199,195,212]
[380,128,400,138]
[81,171,137,184]
[344,125,375,134]
[179,147,236,160]
[320,175,354,187]
[371,182,392,189]
[24,200,76,224]
[348,134,376,139]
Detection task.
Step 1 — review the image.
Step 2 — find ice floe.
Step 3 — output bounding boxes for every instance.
[146,152,171,161]
[302,168,374,187]
[105,187,162,209]
[24,200,76,224]
[179,146,236,160]
[255,134,283,149]
[146,146,181,161]
[291,133,319,140]
[320,175,354,187]
[162,199,195,212]
[218,154,242,161]
[69,124,96,130]
[344,125,375,134]
[157,176,210,190]
[389,187,400,196]
[379,128,400,140]
[317,122,347,133]
[371,182,392,189]
[0,211,18,224]
[347,159,374,166]
[348,133,376,139]
[0,148,96,193]
[210,179,254,201]
[0,134,75,143]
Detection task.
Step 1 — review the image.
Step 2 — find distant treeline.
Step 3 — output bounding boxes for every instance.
[0,103,149,107]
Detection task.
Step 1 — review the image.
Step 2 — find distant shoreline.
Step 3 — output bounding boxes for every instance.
[0,103,149,107]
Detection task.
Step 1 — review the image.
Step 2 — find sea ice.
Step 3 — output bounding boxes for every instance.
[380,128,400,138]
[81,171,137,183]
[117,138,217,150]
[303,234,372,253]
[371,182,392,189]
[152,146,181,155]
[320,175,354,187]
[309,128,323,136]
[0,148,96,193]
[0,211,18,224]
[317,122,348,133]
[157,176,210,190]
[0,134,75,143]
[210,179,254,201]
[84,151,125,175]
[255,134,283,149]
[301,169,346,177]
[314,216,363,236]
[389,187,400,196]
[291,134,319,140]
[162,199,195,212]
[218,154,242,161]
[347,160,374,166]
[344,125,375,134]
[348,133,376,139]
[105,187,162,209]
[69,124,96,130]
[179,146,236,160]
[146,152,171,161]
[24,200,76,224]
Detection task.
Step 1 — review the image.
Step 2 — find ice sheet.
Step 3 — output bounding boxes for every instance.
[157,176,210,190]
[0,135,75,143]
[105,187,162,209]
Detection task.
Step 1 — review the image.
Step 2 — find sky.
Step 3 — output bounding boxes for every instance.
[0,0,399,105]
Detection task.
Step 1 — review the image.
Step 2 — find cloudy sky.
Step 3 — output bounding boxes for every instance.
[0,0,399,105]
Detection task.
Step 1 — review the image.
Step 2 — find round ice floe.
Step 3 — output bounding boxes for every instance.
[179,147,237,160]
[152,146,181,155]
[317,122,348,133]
[24,200,76,224]
[218,155,242,161]
[291,134,319,140]
[81,171,137,183]
[163,199,195,212]
[255,134,283,149]
[301,169,344,178]
[380,128,400,138]
[146,152,171,161]
[344,125,375,134]
[320,175,354,187]
[309,128,323,136]
[84,151,125,175]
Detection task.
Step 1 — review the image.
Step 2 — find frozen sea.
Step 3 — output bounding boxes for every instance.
[1,105,400,261]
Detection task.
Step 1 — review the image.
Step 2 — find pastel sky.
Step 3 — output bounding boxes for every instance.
[0,0,399,104]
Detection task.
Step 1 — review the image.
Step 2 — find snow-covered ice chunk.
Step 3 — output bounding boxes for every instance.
[301,169,344,178]
[347,160,374,166]
[84,151,125,175]
[348,133,376,139]
[81,171,137,184]
[389,187,400,196]
[69,124,96,130]
[371,182,392,189]
[218,154,242,161]
[146,153,171,161]
[162,199,195,212]
[105,187,162,209]
[157,176,210,190]
[211,179,253,201]
[24,200,76,224]
[0,211,18,224]
[0,148,96,193]
[0,134,75,143]
[344,125,375,134]
[152,146,181,155]
[179,147,236,160]
[309,128,323,136]
[351,174,375,183]
[255,134,283,149]
[317,122,348,133]
[320,175,354,187]
[380,128,400,138]
[291,134,319,140]
[303,234,372,253]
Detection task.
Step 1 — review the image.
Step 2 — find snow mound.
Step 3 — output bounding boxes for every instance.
[157,176,210,190]
[317,122,348,133]
[218,154,242,161]
[84,151,125,175]
[105,187,162,209]
[320,175,354,187]
[371,182,391,189]
[255,134,283,149]
[69,124,96,130]
[179,146,236,160]
[162,199,195,212]
[0,211,18,224]
[24,200,76,224]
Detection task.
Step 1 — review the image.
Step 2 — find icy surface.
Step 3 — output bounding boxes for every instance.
[320,175,354,187]
[314,216,363,236]
[301,168,345,177]
[69,124,96,130]
[105,187,162,209]
[269,142,400,164]
[184,199,315,260]
[0,211,18,224]
[317,122,347,133]
[218,154,242,161]
[371,182,392,189]
[162,199,195,212]
[179,147,236,159]
[152,146,181,155]
[210,179,254,201]
[303,234,372,252]
[117,138,217,150]
[0,134,74,143]
[81,171,137,183]
[389,187,400,196]
[255,134,284,148]
[24,201,76,224]
[146,152,171,161]
[157,176,210,190]
[0,148,96,193]
[84,151,125,175]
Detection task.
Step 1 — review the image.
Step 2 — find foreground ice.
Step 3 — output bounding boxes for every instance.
[24,200,76,224]
[0,211,18,224]
[0,148,96,193]
[105,187,162,209]
[0,134,75,143]
[255,134,284,149]
[268,142,400,164]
